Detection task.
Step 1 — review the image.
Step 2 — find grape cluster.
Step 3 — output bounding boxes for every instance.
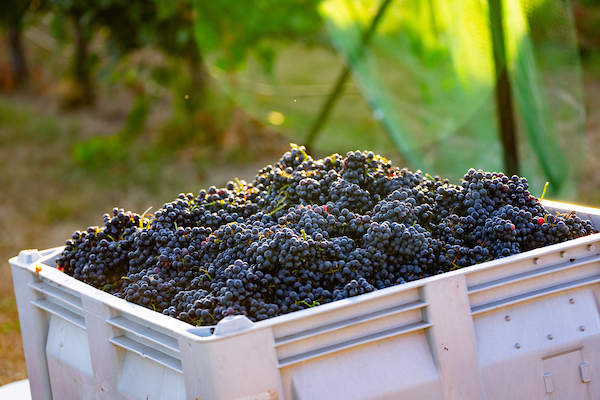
[58,208,141,288]
[56,145,598,326]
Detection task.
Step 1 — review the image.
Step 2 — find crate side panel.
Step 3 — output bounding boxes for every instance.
[473,286,600,399]
[117,351,185,400]
[283,330,441,400]
[45,315,107,399]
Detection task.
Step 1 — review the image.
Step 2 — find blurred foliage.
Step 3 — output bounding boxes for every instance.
[192,0,324,74]
[73,92,150,167]
[37,0,327,167]
[1,0,598,192]
[0,0,30,31]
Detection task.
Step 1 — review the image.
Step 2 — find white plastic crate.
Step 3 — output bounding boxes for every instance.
[10,201,600,400]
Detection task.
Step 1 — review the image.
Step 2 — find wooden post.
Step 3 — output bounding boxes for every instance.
[489,0,519,176]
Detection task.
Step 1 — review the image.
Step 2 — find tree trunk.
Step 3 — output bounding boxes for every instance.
[187,46,208,108]
[7,25,27,87]
[71,13,94,106]
[489,0,519,176]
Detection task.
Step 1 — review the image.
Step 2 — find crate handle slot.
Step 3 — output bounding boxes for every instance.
[278,321,432,368]
[471,273,600,315]
[275,300,429,347]
[107,316,180,356]
[31,299,85,329]
[109,335,182,373]
[28,282,83,314]
[468,254,600,295]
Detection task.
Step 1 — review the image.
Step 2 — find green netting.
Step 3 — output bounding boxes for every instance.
[319,0,584,198]
[191,0,584,200]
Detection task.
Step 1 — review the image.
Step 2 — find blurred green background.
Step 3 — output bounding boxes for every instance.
[0,0,599,385]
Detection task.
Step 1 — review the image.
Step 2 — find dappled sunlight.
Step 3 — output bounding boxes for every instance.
[267,111,285,125]
[319,0,366,32]
[447,0,495,87]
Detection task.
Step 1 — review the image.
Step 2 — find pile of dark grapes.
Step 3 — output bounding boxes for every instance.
[56,145,598,326]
